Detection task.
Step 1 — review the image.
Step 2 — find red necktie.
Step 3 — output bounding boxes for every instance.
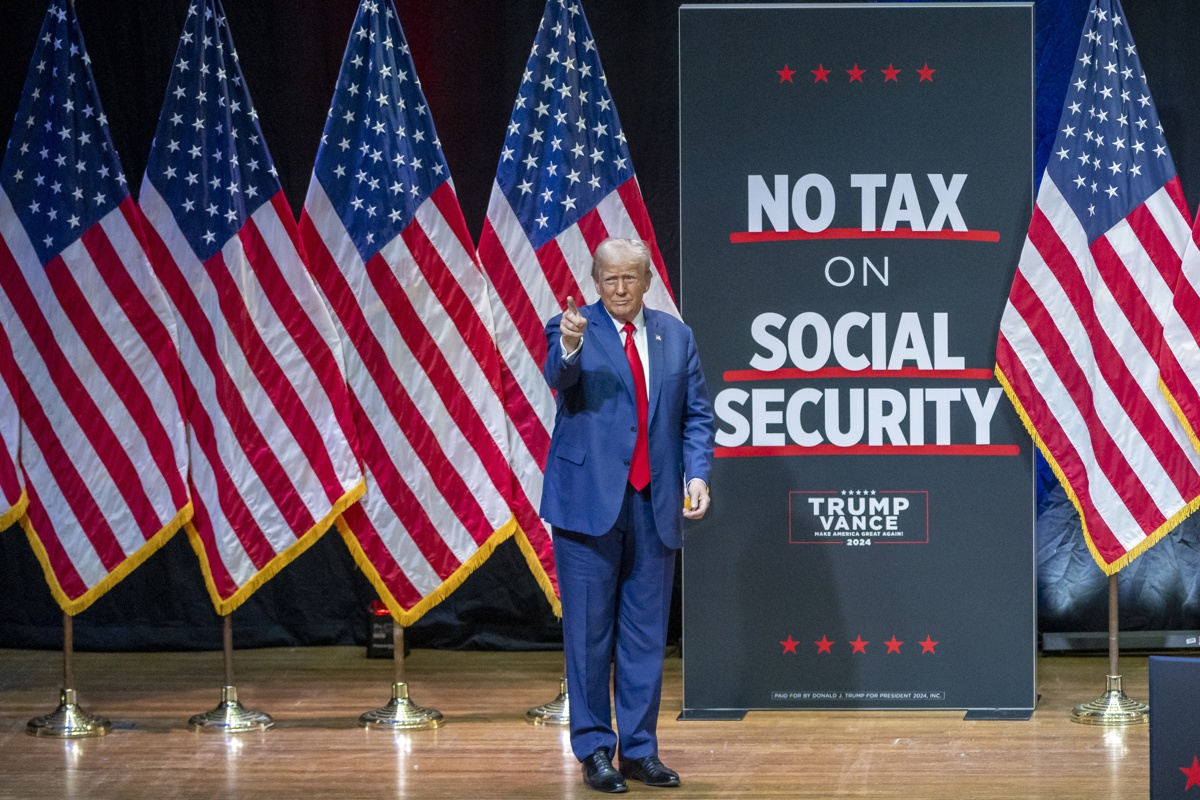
[623,322,651,490]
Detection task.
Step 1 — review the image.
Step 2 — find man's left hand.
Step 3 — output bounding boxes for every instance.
[683,478,709,520]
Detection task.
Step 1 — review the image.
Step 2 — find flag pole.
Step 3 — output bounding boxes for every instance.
[1070,573,1148,725]
[26,612,110,737]
[188,613,273,732]
[358,620,443,730]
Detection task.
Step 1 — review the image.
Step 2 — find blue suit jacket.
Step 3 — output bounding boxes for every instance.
[540,301,714,548]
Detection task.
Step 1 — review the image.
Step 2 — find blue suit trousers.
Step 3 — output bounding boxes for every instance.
[553,483,676,762]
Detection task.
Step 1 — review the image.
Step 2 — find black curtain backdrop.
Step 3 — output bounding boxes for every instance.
[2,0,1200,651]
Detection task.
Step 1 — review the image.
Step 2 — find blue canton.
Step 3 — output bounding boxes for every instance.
[1045,0,1174,244]
[145,0,279,263]
[497,0,634,250]
[312,0,450,264]
[1,3,127,267]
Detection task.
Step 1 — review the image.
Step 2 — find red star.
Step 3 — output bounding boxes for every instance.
[846,64,865,83]
[885,635,903,654]
[850,635,868,654]
[811,64,830,83]
[780,635,799,654]
[917,63,936,82]
[777,64,796,83]
[815,635,834,654]
[881,63,901,82]
[919,636,938,654]
[1181,756,1200,790]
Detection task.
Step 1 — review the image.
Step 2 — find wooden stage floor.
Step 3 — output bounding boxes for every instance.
[0,647,1154,799]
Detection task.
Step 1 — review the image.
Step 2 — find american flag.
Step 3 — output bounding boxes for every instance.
[139,0,364,614]
[996,0,1200,573]
[0,2,192,612]
[298,0,536,621]
[476,0,678,597]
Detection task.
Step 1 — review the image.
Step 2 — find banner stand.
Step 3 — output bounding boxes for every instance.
[1070,574,1148,726]
[678,1,1036,718]
[26,612,111,738]
[678,708,747,722]
[188,614,273,733]
[358,621,443,730]
[962,707,1036,721]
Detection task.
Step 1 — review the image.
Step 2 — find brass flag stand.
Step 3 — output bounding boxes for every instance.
[359,621,443,730]
[1070,574,1148,725]
[526,618,569,725]
[526,666,569,726]
[27,612,110,737]
[189,614,273,732]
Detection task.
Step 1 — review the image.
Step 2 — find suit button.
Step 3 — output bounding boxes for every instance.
[623,460,631,466]
[631,426,637,432]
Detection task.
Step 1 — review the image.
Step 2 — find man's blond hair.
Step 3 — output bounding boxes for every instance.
[591,237,652,282]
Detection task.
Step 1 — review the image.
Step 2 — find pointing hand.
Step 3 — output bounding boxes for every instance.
[561,296,588,352]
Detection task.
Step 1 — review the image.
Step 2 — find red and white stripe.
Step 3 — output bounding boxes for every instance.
[997,174,1200,572]
[139,183,363,614]
[0,322,24,528]
[0,190,191,611]
[477,176,678,596]
[1159,207,1200,451]
[300,180,530,621]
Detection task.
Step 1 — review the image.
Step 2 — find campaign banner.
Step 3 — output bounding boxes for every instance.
[679,3,1035,714]
[1150,656,1200,799]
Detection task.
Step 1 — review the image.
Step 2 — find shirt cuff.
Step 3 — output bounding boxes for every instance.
[561,336,583,361]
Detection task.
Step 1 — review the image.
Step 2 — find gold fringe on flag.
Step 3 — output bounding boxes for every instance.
[190,479,366,617]
[23,500,193,616]
[996,365,1199,576]
[0,489,28,534]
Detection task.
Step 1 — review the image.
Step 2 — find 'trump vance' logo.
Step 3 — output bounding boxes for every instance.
[789,489,929,545]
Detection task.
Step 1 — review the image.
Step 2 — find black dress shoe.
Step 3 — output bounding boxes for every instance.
[619,755,681,787]
[582,749,628,793]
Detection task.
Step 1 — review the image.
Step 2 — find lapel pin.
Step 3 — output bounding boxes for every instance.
[655,334,662,341]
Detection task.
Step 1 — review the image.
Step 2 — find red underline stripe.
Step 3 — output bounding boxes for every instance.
[729,228,1001,244]
[722,367,995,381]
[715,444,1020,457]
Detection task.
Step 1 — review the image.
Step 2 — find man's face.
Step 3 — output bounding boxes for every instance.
[593,256,651,324]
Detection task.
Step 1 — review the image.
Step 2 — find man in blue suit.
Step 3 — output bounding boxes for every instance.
[542,237,714,793]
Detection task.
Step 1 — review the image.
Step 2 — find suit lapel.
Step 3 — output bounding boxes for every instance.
[587,301,637,400]
[645,310,664,425]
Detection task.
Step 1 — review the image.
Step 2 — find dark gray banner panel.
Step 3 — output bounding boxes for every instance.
[679,3,1035,715]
